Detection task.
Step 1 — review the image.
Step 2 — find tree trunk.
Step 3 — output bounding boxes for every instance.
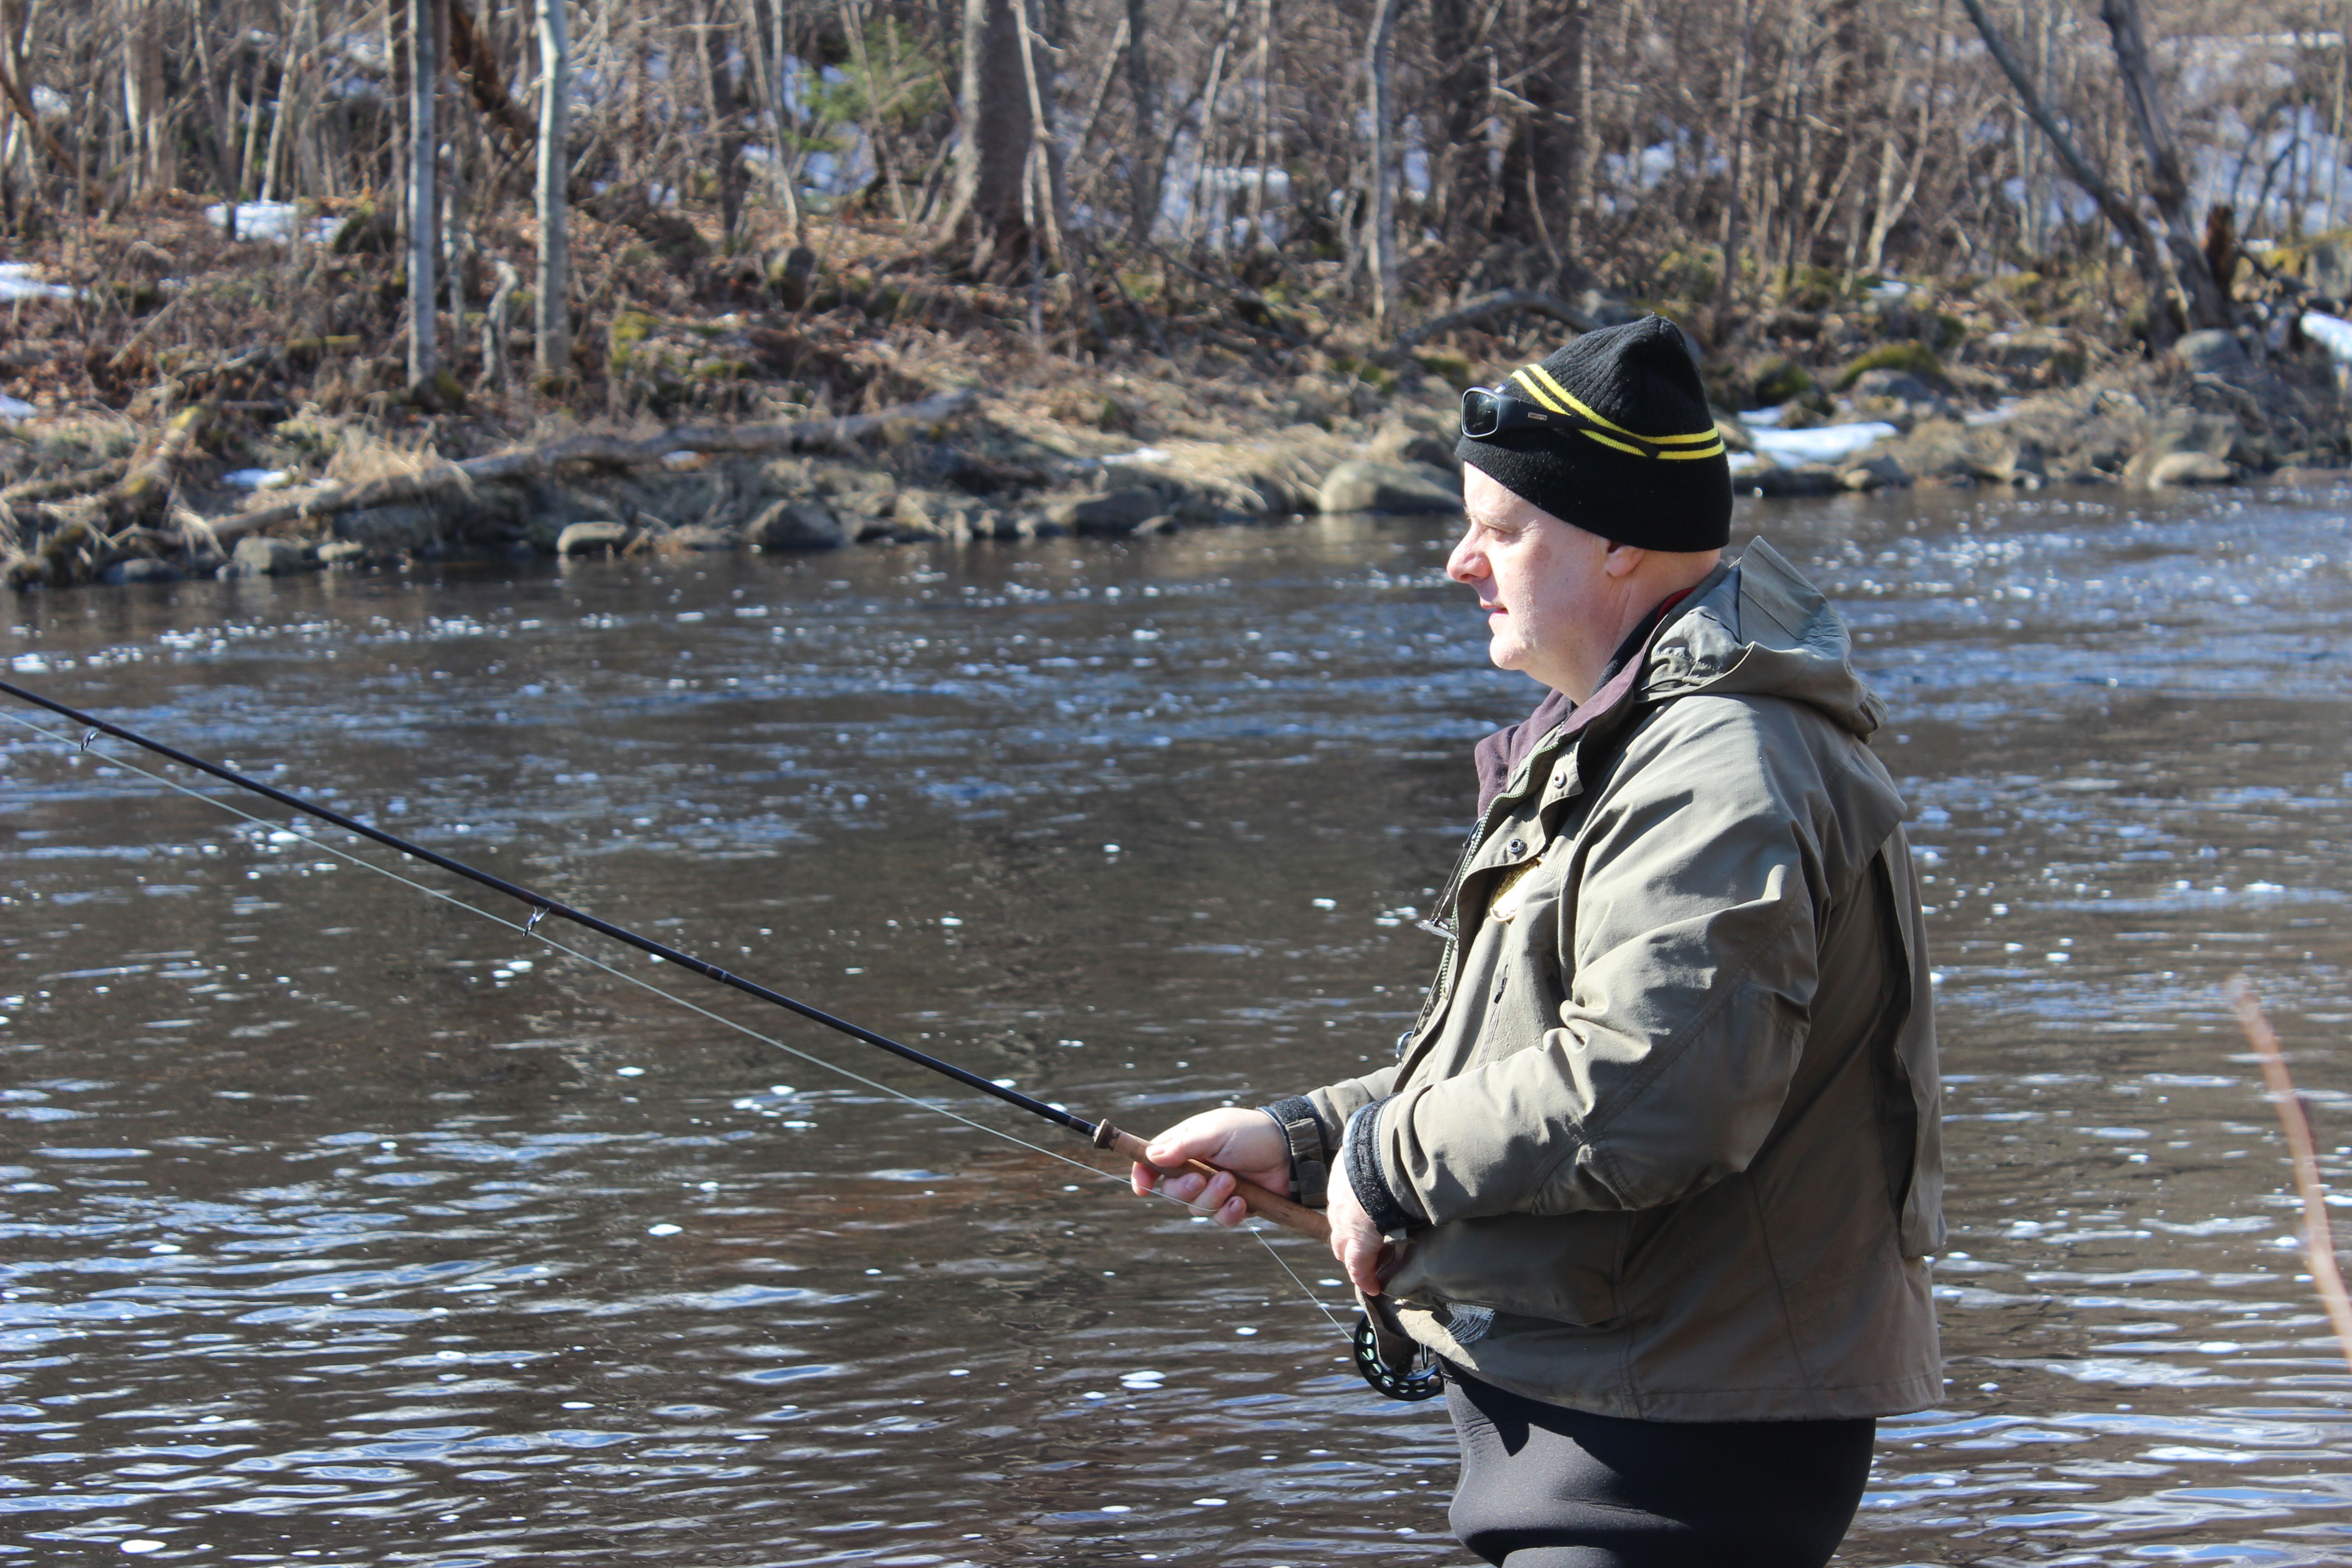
[701,0,747,250]
[1183,0,1243,247]
[121,0,170,197]
[943,0,1033,276]
[1863,0,1943,276]
[1719,0,1755,304]
[534,0,571,384]
[407,0,440,395]
[1243,0,1272,250]
[838,0,908,221]
[1364,0,1401,322]
[2097,0,2231,329]
[1121,0,1160,241]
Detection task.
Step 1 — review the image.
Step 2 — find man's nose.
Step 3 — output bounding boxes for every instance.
[1445,529,1482,584]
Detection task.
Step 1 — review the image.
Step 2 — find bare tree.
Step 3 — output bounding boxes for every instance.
[406,0,440,395]
[534,0,571,386]
[1956,0,2180,340]
[1364,0,1401,319]
[943,0,1034,274]
[2098,0,2231,328]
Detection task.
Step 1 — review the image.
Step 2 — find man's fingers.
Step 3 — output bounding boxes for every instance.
[1193,1170,1237,1213]
[1130,1163,1157,1198]
[1157,1170,1210,1205]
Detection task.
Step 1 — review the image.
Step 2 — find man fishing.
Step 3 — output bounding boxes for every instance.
[1133,316,1945,1568]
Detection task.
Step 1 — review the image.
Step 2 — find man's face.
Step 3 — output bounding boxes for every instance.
[1446,468,1618,696]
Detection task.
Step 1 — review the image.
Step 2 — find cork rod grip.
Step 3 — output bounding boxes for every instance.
[1094,1120,1333,1243]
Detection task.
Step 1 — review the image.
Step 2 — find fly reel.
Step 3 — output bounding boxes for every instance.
[1352,1309,1444,1402]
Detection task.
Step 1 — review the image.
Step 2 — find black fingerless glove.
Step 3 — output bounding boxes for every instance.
[1259,1095,1330,1209]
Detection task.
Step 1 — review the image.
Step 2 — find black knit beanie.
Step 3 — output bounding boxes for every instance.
[1455,315,1732,550]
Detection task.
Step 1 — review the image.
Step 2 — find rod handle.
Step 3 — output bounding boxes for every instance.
[1095,1119,1333,1243]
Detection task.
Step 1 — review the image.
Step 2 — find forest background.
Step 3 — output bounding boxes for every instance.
[0,0,2348,584]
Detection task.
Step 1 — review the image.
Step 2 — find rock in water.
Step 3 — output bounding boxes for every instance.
[1043,487,1167,536]
[745,500,845,551]
[101,557,183,585]
[2146,451,2235,487]
[1838,454,1912,492]
[226,536,310,576]
[1315,459,1461,514]
[667,524,739,551]
[555,521,630,556]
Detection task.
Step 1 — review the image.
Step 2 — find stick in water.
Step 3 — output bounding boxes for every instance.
[2228,975,2352,1375]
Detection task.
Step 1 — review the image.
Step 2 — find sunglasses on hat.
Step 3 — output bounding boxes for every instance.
[1460,385,1712,462]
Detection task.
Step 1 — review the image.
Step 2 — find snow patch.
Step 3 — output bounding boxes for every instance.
[2302,310,2352,363]
[1746,421,1899,469]
[0,262,74,302]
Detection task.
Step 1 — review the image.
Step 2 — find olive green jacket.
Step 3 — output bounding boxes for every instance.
[1308,538,1943,1421]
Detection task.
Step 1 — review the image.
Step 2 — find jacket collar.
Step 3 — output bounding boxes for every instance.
[1470,561,1732,817]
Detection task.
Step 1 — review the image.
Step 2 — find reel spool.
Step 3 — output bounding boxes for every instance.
[1351,1311,1444,1402]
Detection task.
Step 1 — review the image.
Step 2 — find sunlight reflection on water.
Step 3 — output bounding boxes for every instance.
[3,487,2350,1563]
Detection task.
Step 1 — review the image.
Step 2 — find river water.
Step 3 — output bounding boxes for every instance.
[3,486,2350,1567]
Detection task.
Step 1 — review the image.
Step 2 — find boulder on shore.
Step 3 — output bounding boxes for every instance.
[2266,465,2350,487]
[1368,416,1457,471]
[1841,368,1956,428]
[1316,459,1461,514]
[745,500,844,550]
[1744,463,1843,498]
[1838,453,1911,491]
[2146,451,2235,487]
[1044,486,1167,535]
[225,535,311,576]
[556,520,631,556]
[2173,330,2252,377]
[101,557,183,585]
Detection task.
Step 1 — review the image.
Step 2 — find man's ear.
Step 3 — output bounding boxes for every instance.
[1601,542,1647,579]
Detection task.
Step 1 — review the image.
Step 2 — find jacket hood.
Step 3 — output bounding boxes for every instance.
[1642,536,1886,739]
[1470,537,1883,817]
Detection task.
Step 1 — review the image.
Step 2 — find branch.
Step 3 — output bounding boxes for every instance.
[193,389,980,548]
[1951,0,2139,241]
[447,0,534,157]
[1952,0,2181,341]
[1392,289,1599,353]
[0,14,69,175]
[2230,977,2352,1376]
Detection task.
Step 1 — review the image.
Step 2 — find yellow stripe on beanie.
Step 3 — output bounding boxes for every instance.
[1515,363,1721,455]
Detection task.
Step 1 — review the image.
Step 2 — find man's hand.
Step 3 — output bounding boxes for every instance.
[1325,1166,1388,1296]
[1130,1107,1289,1226]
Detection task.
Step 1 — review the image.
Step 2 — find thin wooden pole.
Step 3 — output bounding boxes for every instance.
[2229,977,2352,1377]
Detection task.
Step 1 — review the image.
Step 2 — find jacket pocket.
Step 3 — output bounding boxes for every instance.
[1389,1211,1626,1328]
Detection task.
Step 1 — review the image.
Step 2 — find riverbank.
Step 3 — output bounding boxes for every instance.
[2,198,2347,592]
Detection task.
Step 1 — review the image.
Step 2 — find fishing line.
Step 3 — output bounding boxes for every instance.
[1,704,1351,1337]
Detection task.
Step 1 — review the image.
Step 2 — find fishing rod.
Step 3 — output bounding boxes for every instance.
[0,675,1329,1245]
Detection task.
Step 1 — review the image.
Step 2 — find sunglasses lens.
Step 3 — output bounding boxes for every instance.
[1461,390,1500,438]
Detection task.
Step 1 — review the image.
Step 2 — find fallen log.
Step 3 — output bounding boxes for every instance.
[1391,289,1600,355]
[0,461,130,507]
[191,387,980,550]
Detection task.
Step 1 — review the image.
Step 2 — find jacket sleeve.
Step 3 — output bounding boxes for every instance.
[1306,1065,1400,1158]
[1373,710,1831,1227]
